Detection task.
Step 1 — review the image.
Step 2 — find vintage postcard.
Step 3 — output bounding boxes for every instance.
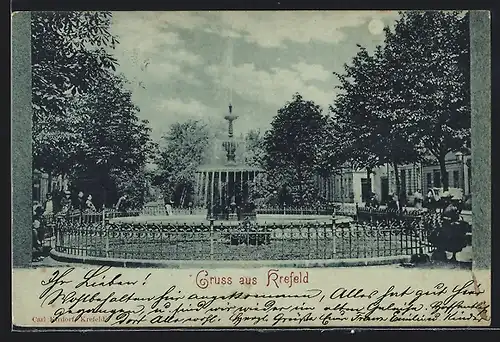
[11,10,491,329]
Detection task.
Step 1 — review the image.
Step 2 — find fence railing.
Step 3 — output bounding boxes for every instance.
[141,205,206,216]
[53,209,435,261]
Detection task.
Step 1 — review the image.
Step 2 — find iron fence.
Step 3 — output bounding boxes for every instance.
[53,209,434,261]
[141,205,206,216]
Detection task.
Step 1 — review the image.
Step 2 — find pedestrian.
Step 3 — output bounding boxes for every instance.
[43,193,54,217]
[367,192,380,209]
[387,193,400,220]
[387,193,399,211]
[33,201,43,218]
[165,199,173,216]
[42,193,55,237]
[86,194,96,212]
[414,189,423,209]
[60,190,72,214]
[77,191,85,212]
[32,220,44,262]
[441,192,459,222]
[425,189,439,212]
[52,189,63,213]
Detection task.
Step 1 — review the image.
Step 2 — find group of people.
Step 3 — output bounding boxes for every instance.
[33,190,97,217]
[31,189,98,262]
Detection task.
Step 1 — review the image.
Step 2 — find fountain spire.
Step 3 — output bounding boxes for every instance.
[223,103,239,163]
[224,103,238,138]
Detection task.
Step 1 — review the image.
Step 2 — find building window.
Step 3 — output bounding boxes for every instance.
[453,170,460,188]
[426,173,432,191]
[408,169,413,194]
[400,169,407,196]
[433,170,441,188]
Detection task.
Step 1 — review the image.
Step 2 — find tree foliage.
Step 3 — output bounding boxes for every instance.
[156,120,211,205]
[263,93,327,206]
[32,11,119,174]
[385,11,470,190]
[243,129,266,168]
[332,44,422,200]
[31,11,155,208]
[330,11,470,196]
[69,73,154,209]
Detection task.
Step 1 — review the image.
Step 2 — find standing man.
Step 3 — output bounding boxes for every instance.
[387,193,400,220]
[60,190,72,214]
[77,191,85,212]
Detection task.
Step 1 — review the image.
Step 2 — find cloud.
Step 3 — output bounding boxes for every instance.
[290,62,332,82]
[156,98,212,118]
[110,12,204,91]
[156,11,211,30]
[206,62,334,110]
[213,11,400,48]
[113,11,400,49]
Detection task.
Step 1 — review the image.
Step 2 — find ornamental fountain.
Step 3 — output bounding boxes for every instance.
[194,104,263,216]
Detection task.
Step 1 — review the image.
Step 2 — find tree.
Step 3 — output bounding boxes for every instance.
[32,11,119,175]
[243,129,266,168]
[156,120,211,206]
[384,11,470,191]
[69,72,154,209]
[263,93,327,206]
[332,45,421,203]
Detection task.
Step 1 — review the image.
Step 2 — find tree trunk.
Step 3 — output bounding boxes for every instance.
[439,156,449,191]
[180,186,186,207]
[366,167,372,195]
[393,162,401,206]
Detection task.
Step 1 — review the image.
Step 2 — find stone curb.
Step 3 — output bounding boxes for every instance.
[49,249,411,269]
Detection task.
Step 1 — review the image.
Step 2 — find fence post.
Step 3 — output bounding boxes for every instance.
[209,216,215,260]
[331,212,337,256]
[54,216,60,251]
[103,207,109,257]
[418,213,427,254]
[355,203,359,221]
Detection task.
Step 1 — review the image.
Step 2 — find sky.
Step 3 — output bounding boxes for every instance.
[109,11,401,142]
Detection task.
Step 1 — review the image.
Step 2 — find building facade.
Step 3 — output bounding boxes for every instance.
[32,171,69,204]
[387,152,472,203]
[316,165,388,204]
[421,152,471,197]
[316,151,471,206]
